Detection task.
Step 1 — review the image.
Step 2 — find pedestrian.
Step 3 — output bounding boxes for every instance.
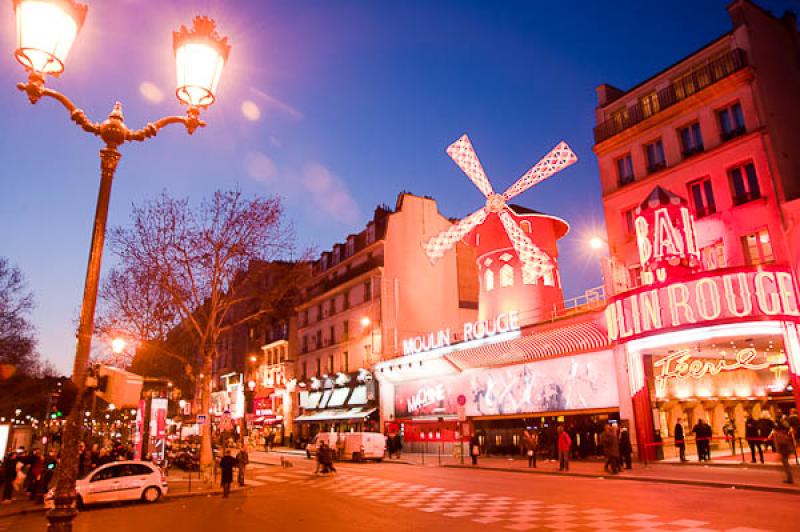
[219,449,237,498]
[691,419,710,462]
[266,432,275,452]
[759,412,776,453]
[236,445,249,487]
[674,417,687,462]
[746,415,764,464]
[557,425,572,472]
[393,433,403,459]
[788,409,800,436]
[770,419,794,484]
[722,416,737,454]
[2,451,18,503]
[386,432,395,459]
[522,430,538,468]
[600,424,620,474]
[25,449,43,500]
[619,427,633,470]
[470,434,480,466]
[318,441,336,474]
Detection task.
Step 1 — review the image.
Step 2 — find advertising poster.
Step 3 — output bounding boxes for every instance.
[395,351,619,418]
[149,398,168,463]
[133,399,145,460]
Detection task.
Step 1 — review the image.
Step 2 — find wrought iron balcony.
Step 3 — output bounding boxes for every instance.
[594,49,748,144]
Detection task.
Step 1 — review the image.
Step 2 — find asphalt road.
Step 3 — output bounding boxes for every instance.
[2,455,796,531]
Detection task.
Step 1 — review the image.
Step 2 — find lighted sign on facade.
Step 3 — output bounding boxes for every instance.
[606,266,800,342]
[402,310,520,356]
[394,351,619,418]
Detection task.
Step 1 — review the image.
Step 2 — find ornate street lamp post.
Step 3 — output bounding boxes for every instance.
[11,1,231,530]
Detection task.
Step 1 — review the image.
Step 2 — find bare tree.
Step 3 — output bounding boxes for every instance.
[0,257,40,378]
[106,189,299,477]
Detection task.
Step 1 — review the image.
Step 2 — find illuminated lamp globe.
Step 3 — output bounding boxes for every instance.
[13,0,87,75]
[173,16,230,108]
[360,317,371,327]
[111,337,126,354]
[588,236,605,250]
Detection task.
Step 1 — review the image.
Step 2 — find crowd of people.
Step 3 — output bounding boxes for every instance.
[1,448,58,504]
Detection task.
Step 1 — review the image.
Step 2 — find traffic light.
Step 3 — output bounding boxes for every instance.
[55,379,80,417]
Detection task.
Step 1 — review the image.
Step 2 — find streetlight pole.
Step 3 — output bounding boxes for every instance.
[10,3,230,530]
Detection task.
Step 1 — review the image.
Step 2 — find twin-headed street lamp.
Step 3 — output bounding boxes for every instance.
[11,1,231,530]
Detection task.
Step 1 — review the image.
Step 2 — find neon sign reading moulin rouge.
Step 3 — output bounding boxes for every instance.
[402,310,520,356]
[606,268,800,342]
[653,348,779,396]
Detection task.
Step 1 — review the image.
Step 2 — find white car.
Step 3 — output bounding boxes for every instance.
[48,460,168,508]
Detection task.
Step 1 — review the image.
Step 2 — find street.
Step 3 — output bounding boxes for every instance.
[2,454,796,531]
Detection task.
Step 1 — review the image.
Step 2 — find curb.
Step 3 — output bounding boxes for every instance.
[443,464,800,495]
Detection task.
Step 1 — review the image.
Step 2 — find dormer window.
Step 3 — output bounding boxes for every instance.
[346,237,355,257]
[366,223,376,244]
[519,221,532,233]
[332,247,340,265]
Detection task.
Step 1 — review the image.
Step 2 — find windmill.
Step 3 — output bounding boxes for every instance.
[423,134,577,283]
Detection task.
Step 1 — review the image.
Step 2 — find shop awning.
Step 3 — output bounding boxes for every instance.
[446,318,610,370]
[295,408,376,423]
[253,415,283,425]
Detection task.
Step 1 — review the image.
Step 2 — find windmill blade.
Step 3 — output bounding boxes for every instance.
[422,207,488,264]
[446,134,495,198]
[497,209,553,282]
[502,141,577,201]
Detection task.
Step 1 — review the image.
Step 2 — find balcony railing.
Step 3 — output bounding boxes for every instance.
[594,49,748,144]
[550,286,607,321]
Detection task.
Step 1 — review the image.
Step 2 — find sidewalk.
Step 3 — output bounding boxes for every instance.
[0,468,245,520]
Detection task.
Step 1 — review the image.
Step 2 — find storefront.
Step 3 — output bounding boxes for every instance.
[295,370,379,445]
[377,311,627,456]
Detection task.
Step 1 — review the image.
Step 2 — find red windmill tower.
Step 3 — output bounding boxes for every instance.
[423,134,577,324]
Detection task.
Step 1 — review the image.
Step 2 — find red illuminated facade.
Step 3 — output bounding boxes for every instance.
[594,0,800,459]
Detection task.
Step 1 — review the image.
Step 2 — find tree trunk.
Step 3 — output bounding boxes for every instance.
[199,355,214,483]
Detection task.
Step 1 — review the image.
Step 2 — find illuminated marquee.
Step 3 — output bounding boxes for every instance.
[635,205,699,285]
[406,383,446,413]
[402,310,520,356]
[606,266,800,342]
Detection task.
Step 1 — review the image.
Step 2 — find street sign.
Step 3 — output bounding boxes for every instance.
[457,405,466,421]
[197,414,207,426]
[457,394,466,406]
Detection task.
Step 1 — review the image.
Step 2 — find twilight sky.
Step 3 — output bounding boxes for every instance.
[1,0,796,374]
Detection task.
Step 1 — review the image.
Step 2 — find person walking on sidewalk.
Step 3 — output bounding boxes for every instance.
[770,418,794,484]
[220,449,237,498]
[470,434,480,466]
[557,425,572,472]
[619,427,633,470]
[236,445,249,487]
[522,430,538,468]
[692,419,711,462]
[674,418,688,462]
[759,412,776,452]
[600,424,621,474]
[746,415,764,464]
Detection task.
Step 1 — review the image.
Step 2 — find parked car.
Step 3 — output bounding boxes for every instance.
[46,460,167,509]
[305,432,386,462]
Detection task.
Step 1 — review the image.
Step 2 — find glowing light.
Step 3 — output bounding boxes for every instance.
[107,403,115,411]
[111,337,126,354]
[173,17,230,107]
[361,317,371,327]
[589,236,605,250]
[241,100,261,121]
[14,0,87,75]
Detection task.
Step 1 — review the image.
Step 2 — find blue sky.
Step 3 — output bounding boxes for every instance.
[1,0,796,374]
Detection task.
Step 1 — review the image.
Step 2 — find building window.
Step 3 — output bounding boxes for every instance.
[366,224,375,244]
[363,280,372,302]
[484,269,495,291]
[316,358,321,377]
[718,102,745,140]
[332,247,340,265]
[329,325,335,346]
[616,154,634,186]
[343,290,350,310]
[623,207,636,236]
[543,269,555,287]
[627,265,642,288]
[320,255,328,270]
[302,361,307,380]
[328,354,334,374]
[346,237,355,257]
[519,220,532,233]
[640,91,660,118]
[742,229,774,265]
[611,107,629,130]
[499,264,514,288]
[342,351,349,373]
[700,240,726,270]
[688,178,716,218]
[343,320,349,341]
[315,330,322,348]
[645,139,666,173]
[729,163,761,205]
[679,122,704,157]
[317,303,323,321]
[302,336,309,354]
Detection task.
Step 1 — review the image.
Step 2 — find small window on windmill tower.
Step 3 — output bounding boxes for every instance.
[499,264,514,288]
[543,269,555,287]
[484,269,495,291]
[520,220,532,233]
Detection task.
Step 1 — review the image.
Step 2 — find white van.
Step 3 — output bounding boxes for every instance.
[305,432,386,462]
